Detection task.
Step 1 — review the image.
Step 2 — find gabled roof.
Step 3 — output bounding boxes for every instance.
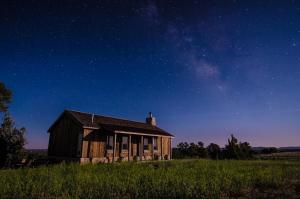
[49,110,174,137]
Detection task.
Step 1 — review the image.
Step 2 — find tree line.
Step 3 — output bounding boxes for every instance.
[173,134,253,160]
[0,81,26,167]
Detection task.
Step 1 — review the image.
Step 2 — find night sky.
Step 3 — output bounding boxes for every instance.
[1,0,300,149]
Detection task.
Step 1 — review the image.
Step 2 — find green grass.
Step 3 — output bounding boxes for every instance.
[0,159,300,199]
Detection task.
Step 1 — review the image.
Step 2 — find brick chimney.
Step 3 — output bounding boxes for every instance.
[146,112,156,126]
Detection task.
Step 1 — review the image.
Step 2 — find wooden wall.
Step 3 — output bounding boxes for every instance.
[48,113,83,158]
[162,137,171,158]
[82,129,91,158]
[82,129,108,158]
[157,137,162,154]
[92,131,106,158]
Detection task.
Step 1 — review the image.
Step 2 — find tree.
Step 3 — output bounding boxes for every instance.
[207,143,221,160]
[261,147,278,154]
[195,141,207,158]
[0,82,12,112]
[188,142,198,157]
[0,112,26,167]
[174,141,207,158]
[239,141,252,159]
[224,134,239,159]
[177,142,189,157]
[224,134,253,160]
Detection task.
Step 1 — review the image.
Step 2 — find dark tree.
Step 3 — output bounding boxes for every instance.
[188,142,198,157]
[239,141,252,159]
[224,134,253,159]
[0,112,26,167]
[207,143,221,159]
[261,147,278,154]
[0,82,12,112]
[173,141,207,159]
[224,134,239,159]
[177,142,189,157]
[174,136,252,160]
[195,141,207,158]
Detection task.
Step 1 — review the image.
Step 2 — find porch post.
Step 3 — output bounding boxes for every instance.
[128,135,131,161]
[140,135,143,160]
[170,138,172,160]
[113,133,117,162]
[152,137,154,160]
[161,137,163,160]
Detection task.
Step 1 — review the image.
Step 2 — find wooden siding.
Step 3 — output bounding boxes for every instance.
[82,129,108,158]
[48,113,83,157]
[81,129,91,158]
[92,132,106,158]
[162,137,171,158]
[157,136,162,154]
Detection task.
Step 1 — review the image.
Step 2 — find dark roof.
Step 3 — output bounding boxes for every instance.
[65,110,173,137]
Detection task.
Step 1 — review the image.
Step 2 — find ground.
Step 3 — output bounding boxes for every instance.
[0,159,300,199]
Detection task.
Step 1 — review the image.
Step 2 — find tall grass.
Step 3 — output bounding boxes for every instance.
[0,159,299,199]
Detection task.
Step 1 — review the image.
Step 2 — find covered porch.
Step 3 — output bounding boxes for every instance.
[108,132,163,162]
[81,129,172,164]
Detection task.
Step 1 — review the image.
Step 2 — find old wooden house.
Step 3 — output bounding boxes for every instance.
[48,110,174,164]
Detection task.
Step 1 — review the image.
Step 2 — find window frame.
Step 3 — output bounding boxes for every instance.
[106,135,114,151]
[153,137,158,151]
[143,137,149,151]
[121,136,128,151]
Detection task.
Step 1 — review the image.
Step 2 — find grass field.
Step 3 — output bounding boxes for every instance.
[0,159,300,199]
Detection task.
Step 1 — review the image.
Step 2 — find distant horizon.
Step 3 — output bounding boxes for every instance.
[25,145,300,150]
[1,1,300,149]
[19,107,299,149]
[22,108,299,150]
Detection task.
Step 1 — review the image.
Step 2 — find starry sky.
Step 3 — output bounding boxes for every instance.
[1,0,300,149]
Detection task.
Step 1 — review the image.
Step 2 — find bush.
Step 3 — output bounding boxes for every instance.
[174,141,208,159]
[0,113,26,167]
[224,135,253,160]
[164,154,169,160]
[154,154,160,160]
[261,147,278,154]
[133,155,139,161]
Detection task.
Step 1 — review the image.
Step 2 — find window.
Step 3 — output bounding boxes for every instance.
[153,137,158,151]
[143,137,149,150]
[106,135,114,150]
[122,136,128,150]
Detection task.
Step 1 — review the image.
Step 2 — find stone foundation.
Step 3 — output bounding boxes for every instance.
[92,158,108,164]
[79,155,169,164]
[80,158,91,164]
